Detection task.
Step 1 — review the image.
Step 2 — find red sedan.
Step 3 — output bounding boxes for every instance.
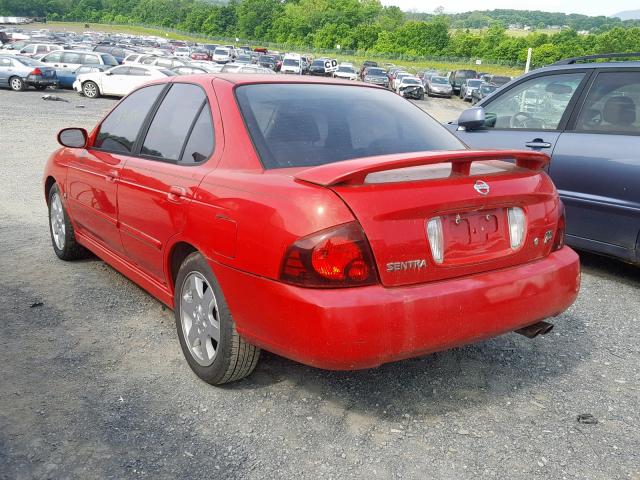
[43,75,580,385]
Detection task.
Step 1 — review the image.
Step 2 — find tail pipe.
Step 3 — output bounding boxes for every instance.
[515,321,554,339]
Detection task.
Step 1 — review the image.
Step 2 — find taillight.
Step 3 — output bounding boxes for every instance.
[30,68,42,76]
[552,202,566,251]
[507,207,526,250]
[426,217,444,264]
[280,222,378,288]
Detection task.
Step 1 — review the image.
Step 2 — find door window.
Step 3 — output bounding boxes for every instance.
[62,52,83,64]
[0,58,11,67]
[129,67,150,76]
[44,51,62,63]
[140,84,207,161]
[84,54,101,65]
[36,45,48,54]
[94,84,165,153]
[110,66,130,75]
[180,104,215,164]
[574,71,640,135]
[483,73,585,130]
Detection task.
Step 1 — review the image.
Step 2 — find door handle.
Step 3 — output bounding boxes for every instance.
[525,139,552,149]
[105,169,119,183]
[167,186,187,203]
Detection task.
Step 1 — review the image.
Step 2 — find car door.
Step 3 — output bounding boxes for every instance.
[550,69,640,261]
[100,66,131,95]
[0,57,11,85]
[117,82,216,283]
[449,70,590,154]
[65,84,166,255]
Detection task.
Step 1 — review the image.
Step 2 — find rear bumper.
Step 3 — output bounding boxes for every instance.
[213,248,580,370]
[26,75,57,87]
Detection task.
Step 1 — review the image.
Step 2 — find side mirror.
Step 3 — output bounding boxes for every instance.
[58,128,88,148]
[457,107,485,131]
[105,71,113,75]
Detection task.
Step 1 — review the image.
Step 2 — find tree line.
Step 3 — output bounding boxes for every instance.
[2,0,640,66]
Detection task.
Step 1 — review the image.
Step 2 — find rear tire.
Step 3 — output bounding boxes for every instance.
[174,252,260,385]
[82,81,100,98]
[48,184,86,261]
[9,76,25,91]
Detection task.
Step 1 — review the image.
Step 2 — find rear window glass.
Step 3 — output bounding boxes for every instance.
[235,84,464,169]
[101,54,118,66]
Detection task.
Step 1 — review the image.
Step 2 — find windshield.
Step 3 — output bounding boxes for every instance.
[455,70,477,79]
[283,59,299,66]
[481,85,497,93]
[261,56,275,62]
[237,55,251,62]
[468,80,483,87]
[311,60,325,67]
[402,79,421,85]
[214,49,229,55]
[431,77,448,84]
[235,84,463,169]
[14,57,43,66]
[338,66,355,73]
[366,68,385,76]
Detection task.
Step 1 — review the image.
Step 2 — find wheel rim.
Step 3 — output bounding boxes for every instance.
[84,83,96,97]
[50,192,66,250]
[10,78,21,90]
[180,272,220,366]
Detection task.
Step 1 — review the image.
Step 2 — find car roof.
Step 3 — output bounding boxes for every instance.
[158,74,384,89]
[533,60,640,74]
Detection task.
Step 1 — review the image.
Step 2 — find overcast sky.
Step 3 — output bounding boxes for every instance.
[381,1,638,17]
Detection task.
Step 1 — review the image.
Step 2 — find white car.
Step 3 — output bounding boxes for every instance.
[333,64,358,81]
[174,46,191,58]
[281,54,302,74]
[73,65,175,98]
[213,47,232,64]
[396,76,425,99]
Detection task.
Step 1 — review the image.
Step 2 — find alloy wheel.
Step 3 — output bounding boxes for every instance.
[50,192,66,250]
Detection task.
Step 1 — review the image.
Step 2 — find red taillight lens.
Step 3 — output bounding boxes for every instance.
[30,68,42,76]
[552,202,566,251]
[280,222,378,288]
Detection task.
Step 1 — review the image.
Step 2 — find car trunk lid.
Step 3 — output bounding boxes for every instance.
[295,150,562,287]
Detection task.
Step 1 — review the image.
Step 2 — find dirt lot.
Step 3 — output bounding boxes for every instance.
[0,87,639,480]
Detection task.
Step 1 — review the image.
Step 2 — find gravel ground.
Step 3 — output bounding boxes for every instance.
[0,87,638,480]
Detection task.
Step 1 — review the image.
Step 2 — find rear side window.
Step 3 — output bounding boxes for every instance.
[180,104,215,164]
[140,83,208,161]
[575,71,640,135]
[101,54,118,66]
[236,84,464,169]
[94,84,164,153]
[83,54,100,65]
[44,51,62,63]
[62,52,82,64]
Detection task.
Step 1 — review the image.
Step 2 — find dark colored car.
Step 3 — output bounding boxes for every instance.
[0,55,58,91]
[487,75,512,87]
[449,69,477,95]
[359,60,378,80]
[258,55,277,71]
[59,64,109,89]
[93,44,131,64]
[471,83,498,105]
[447,53,640,265]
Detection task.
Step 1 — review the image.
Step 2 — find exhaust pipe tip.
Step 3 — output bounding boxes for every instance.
[515,321,554,339]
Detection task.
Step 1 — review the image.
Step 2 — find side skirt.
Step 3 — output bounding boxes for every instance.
[76,231,174,308]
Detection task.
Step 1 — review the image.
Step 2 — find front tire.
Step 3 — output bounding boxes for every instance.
[48,184,85,260]
[175,252,260,385]
[82,81,100,98]
[9,76,25,91]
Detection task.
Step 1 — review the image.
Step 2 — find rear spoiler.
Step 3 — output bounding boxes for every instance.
[295,150,549,187]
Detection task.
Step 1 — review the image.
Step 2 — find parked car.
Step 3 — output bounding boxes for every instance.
[281,53,303,75]
[460,78,484,101]
[190,49,211,61]
[188,61,225,73]
[139,56,188,69]
[309,58,338,76]
[425,75,453,98]
[471,82,498,105]
[93,44,131,64]
[396,76,425,99]
[73,64,175,98]
[174,46,191,58]
[362,67,389,87]
[333,64,358,81]
[58,64,110,89]
[392,71,411,90]
[234,54,253,64]
[449,69,477,95]
[446,53,640,265]
[15,43,62,58]
[359,60,378,80]
[212,47,232,64]
[487,75,512,87]
[45,76,579,385]
[0,55,58,91]
[258,54,277,70]
[39,50,119,88]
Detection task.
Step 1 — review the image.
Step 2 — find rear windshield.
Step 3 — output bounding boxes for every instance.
[403,78,421,85]
[366,68,385,76]
[214,49,229,55]
[455,70,477,79]
[101,54,118,66]
[283,59,299,66]
[235,84,463,169]
[431,77,448,84]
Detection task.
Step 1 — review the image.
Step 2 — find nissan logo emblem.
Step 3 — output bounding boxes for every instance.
[474,180,490,195]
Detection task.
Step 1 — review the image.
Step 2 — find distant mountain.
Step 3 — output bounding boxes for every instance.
[612,10,640,20]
